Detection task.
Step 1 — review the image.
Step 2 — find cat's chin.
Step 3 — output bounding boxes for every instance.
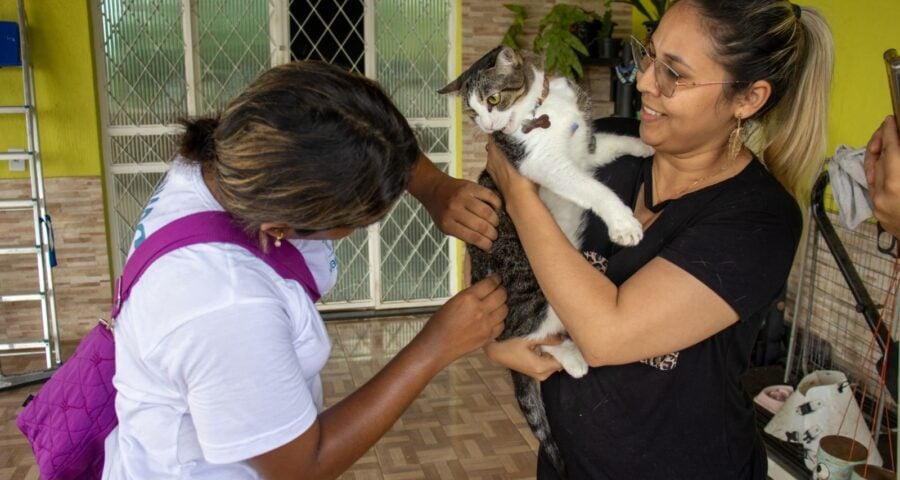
[500,118,519,135]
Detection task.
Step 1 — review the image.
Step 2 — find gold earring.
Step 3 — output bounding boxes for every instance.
[728,115,743,162]
[274,231,284,248]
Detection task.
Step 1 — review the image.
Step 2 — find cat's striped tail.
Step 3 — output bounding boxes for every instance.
[511,371,565,477]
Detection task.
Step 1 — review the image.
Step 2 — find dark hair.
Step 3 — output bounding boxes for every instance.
[177,61,419,234]
[686,0,833,203]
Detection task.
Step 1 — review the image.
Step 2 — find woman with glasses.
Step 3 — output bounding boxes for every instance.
[482,1,833,478]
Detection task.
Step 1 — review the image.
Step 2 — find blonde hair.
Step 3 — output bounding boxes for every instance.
[178,61,419,234]
[690,0,834,205]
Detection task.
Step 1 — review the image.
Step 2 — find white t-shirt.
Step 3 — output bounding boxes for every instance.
[102,158,338,479]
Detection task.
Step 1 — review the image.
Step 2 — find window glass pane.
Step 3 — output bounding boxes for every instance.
[198,1,271,114]
[101,0,186,125]
[375,0,448,118]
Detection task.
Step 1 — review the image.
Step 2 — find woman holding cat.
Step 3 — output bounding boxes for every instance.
[102,61,507,479]
[484,0,833,478]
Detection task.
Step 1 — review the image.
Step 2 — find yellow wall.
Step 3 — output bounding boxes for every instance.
[801,0,900,152]
[0,0,101,178]
[632,0,900,153]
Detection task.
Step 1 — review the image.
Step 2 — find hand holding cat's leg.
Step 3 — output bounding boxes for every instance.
[408,152,501,251]
[484,336,564,381]
[540,340,589,378]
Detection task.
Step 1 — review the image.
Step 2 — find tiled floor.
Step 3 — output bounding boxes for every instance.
[0,316,539,479]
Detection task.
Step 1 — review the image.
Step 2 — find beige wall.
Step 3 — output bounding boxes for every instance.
[0,178,110,347]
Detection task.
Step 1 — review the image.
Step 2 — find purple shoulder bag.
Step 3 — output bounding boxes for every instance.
[16,211,320,479]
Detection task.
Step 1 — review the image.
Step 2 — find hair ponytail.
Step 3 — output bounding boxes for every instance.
[177,116,220,165]
[759,7,833,204]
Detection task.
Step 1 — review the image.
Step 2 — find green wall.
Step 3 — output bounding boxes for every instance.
[0,0,102,178]
[632,0,900,153]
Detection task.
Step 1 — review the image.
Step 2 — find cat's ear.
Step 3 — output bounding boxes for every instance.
[437,75,466,95]
[438,46,505,95]
[495,46,522,67]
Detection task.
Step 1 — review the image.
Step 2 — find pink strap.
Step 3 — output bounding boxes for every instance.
[111,211,321,319]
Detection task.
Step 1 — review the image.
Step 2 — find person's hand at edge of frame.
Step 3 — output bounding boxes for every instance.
[864,115,900,238]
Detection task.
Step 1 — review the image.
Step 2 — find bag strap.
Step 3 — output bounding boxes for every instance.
[110,211,321,320]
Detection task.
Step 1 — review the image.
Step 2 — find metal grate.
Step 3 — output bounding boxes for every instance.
[198,1,271,114]
[101,0,187,126]
[110,171,166,261]
[785,171,899,449]
[97,0,457,309]
[289,0,365,72]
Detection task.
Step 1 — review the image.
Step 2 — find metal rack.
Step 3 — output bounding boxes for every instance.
[0,0,61,390]
[784,170,899,472]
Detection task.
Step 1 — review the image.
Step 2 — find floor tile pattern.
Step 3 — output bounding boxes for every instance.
[1,316,539,479]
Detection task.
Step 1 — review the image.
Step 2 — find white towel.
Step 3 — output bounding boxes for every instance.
[829,145,873,229]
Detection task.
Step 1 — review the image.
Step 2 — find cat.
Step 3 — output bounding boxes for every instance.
[438,45,654,476]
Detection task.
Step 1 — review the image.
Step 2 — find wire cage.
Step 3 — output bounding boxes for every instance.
[784,169,899,464]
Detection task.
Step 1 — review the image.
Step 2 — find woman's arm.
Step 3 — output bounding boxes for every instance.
[249,276,506,479]
[407,152,501,251]
[484,141,738,367]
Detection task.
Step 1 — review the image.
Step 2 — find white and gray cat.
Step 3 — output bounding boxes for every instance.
[439,45,653,476]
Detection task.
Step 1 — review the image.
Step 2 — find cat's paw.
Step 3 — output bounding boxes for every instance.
[562,356,589,378]
[542,342,589,378]
[607,215,643,246]
[632,141,655,158]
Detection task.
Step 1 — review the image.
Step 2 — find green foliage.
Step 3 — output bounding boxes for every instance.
[501,4,527,49]
[614,0,673,22]
[598,0,615,39]
[534,4,597,81]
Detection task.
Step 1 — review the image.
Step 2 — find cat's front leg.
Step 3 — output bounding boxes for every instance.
[588,133,655,168]
[522,159,643,246]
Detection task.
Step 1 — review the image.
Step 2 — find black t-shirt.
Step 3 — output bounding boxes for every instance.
[540,120,802,480]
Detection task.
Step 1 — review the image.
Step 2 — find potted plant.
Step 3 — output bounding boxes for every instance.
[501,4,527,49]
[596,0,621,59]
[501,3,605,81]
[615,0,673,35]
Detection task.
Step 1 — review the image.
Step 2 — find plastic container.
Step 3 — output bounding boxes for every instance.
[0,21,22,67]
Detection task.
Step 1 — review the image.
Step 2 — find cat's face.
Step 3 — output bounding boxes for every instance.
[438,46,537,134]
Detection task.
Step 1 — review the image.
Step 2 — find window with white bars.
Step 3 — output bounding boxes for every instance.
[94,0,458,310]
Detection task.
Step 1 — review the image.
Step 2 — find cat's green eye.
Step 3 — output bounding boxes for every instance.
[486,93,501,106]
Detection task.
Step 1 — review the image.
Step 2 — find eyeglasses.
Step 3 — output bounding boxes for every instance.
[629,36,747,98]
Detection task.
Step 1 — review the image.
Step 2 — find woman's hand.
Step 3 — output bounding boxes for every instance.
[864,116,900,237]
[484,336,564,381]
[407,152,500,251]
[485,138,538,204]
[419,275,508,366]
